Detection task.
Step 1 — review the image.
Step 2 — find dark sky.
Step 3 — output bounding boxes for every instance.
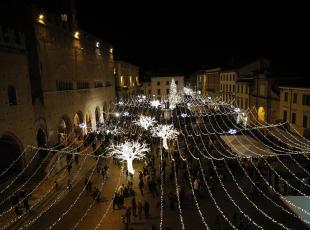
[75,1,310,77]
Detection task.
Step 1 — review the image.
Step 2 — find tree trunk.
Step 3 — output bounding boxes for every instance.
[127,159,135,175]
[163,138,168,150]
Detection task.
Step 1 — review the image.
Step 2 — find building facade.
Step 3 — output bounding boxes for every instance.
[235,80,250,110]
[0,1,116,174]
[220,70,237,103]
[150,75,184,98]
[279,86,310,138]
[114,60,140,98]
[141,75,184,99]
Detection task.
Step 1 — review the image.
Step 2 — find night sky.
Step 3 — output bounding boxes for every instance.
[75,1,310,78]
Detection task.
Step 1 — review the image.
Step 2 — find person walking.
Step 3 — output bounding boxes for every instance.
[10,193,20,215]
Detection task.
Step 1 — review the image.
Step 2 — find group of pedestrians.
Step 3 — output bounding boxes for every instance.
[10,190,30,215]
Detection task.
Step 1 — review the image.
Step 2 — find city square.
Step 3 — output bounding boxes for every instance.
[1,1,310,230]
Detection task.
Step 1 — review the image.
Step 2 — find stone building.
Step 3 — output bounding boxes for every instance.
[219,70,237,102]
[0,26,36,174]
[279,85,310,138]
[0,1,115,175]
[142,75,184,99]
[114,60,140,98]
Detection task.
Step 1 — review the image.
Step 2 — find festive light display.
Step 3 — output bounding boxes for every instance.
[108,140,149,174]
[133,115,157,130]
[152,124,179,150]
[150,99,162,108]
[168,79,181,109]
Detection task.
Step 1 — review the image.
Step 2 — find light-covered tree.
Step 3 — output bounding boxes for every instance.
[152,124,179,150]
[134,115,157,130]
[109,141,149,174]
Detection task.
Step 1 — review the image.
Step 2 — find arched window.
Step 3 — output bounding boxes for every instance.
[8,85,17,105]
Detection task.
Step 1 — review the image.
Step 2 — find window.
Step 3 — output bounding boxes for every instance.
[293,93,297,104]
[221,84,223,90]
[233,85,235,92]
[241,99,243,109]
[2,26,10,42]
[148,90,151,94]
[229,85,231,92]
[77,80,89,89]
[284,92,288,102]
[14,31,20,44]
[291,112,296,124]
[241,85,243,94]
[302,94,310,106]
[245,98,248,108]
[283,110,287,122]
[303,115,308,128]
[175,81,178,85]
[157,89,161,95]
[166,89,169,94]
[166,81,169,85]
[8,85,17,105]
[56,80,73,91]
[94,81,103,88]
[237,85,239,93]
[157,81,160,86]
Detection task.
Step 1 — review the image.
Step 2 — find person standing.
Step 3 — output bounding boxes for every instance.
[125,207,132,224]
[144,200,150,219]
[137,200,143,220]
[132,198,137,217]
[139,180,144,196]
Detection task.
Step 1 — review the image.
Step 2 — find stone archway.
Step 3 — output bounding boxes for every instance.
[73,111,84,127]
[0,133,23,178]
[258,106,265,122]
[36,128,46,147]
[58,115,72,144]
[85,112,92,132]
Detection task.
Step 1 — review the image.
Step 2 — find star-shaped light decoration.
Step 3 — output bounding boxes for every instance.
[123,111,130,117]
[118,101,124,106]
[150,99,161,108]
[108,140,150,174]
[228,129,237,135]
[180,113,188,118]
[152,124,179,150]
[234,107,241,113]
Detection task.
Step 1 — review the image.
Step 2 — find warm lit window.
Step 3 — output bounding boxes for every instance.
[74,31,80,39]
[37,14,45,24]
[8,85,17,105]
